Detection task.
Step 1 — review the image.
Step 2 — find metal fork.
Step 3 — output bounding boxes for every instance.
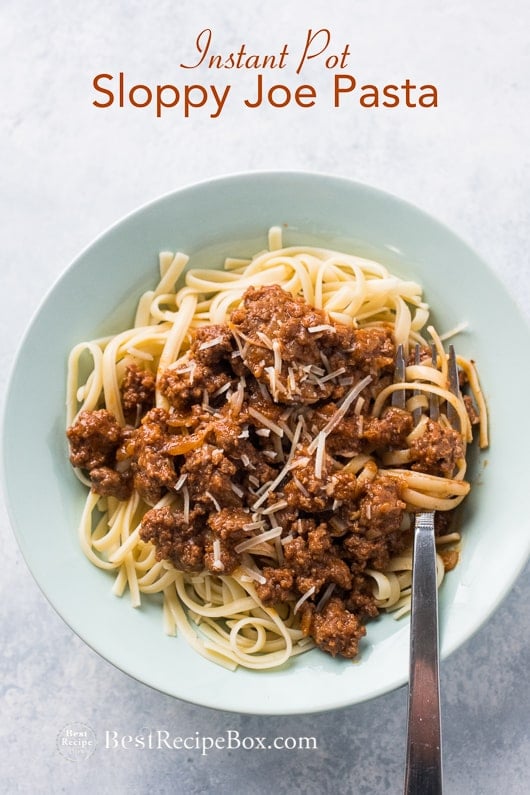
[404,506,441,795]
[393,343,460,795]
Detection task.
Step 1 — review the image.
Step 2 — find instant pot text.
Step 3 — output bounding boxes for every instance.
[91,28,438,119]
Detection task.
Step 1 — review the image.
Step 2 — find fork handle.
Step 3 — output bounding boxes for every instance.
[404,512,443,795]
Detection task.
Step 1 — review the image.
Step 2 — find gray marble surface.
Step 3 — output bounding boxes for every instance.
[2,1,529,793]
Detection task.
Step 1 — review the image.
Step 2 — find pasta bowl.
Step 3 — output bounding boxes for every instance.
[3,171,529,714]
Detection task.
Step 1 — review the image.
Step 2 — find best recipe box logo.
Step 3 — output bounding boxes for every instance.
[56,724,317,759]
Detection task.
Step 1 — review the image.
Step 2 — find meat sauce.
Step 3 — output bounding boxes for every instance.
[67,285,470,659]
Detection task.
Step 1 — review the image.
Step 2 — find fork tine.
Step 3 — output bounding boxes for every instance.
[392,343,406,409]
[412,344,423,425]
[429,344,440,420]
[446,344,461,431]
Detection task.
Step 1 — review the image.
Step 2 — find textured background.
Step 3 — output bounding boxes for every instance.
[1,1,529,793]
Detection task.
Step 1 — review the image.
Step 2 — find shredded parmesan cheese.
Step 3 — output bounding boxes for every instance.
[256,331,274,349]
[294,585,316,614]
[212,381,232,398]
[292,475,310,498]
[272,340,283,378]
[314,431,326,479]
[211,539,224,571]
[182,485,190,524]
[230,483,245,499]
[205,491,221,512]
[308,374,372,453]
[261,499,288,515]
[234,526,283,554]
[316,583,336,612]
[229,376,246,414]
[174,473,188,491]
[242,520,267,531]
[248,406,284,437]
[319,367,347,384]
[308,324,336,333]
[198,335,225,350]
[239,566,267,585]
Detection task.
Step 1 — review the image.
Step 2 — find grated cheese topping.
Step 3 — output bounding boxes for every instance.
[174,473,188,491]
[307,324,336,334]
[182,485,190,524]
[235,526,283,554]
[211,538,224,571]
[205,491,221,512]
[308,374,373,454]
[314,431,327,480]
[294,585,316,614]
[198,335,225,350]
[248,406,284,437]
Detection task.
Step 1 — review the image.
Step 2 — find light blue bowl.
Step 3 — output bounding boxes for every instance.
[3,172,529,714]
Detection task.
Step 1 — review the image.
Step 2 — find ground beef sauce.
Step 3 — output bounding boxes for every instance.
[67,284,469,661]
